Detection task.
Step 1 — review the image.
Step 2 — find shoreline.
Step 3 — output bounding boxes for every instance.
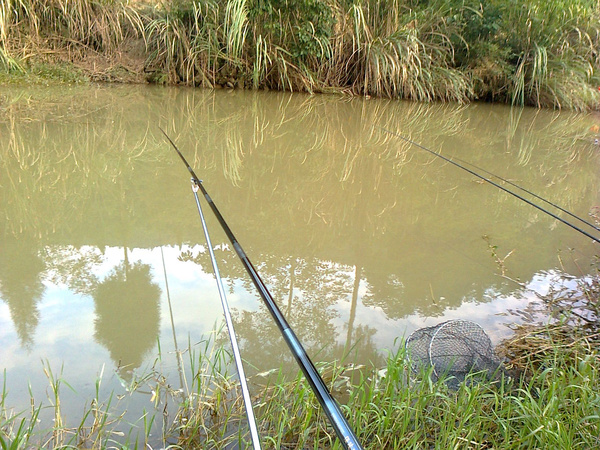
[1,0,599,110]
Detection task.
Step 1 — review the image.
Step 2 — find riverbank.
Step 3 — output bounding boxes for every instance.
[1,0,599,110]
[1,268,599,449]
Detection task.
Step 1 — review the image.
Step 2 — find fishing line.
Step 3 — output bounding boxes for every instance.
[160,246,187,392]
[379,127,600,244]
[160,127,363,450]
[191,179,262,449]
[448,153,600,234]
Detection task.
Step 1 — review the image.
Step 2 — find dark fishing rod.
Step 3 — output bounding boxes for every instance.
[379,127,600,244]
[160,128,363,450]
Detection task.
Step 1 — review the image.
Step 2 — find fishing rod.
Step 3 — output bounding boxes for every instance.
[448,152,600,234]
[191,179,262,449]
[379,127,600,244]
[160,128,363,450]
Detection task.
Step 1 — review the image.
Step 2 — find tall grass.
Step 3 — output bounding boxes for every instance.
[499,0,600,109]
[328,0,471,102]
[0,0,144,53]
[0,0,144,83]
[1,1,599,105]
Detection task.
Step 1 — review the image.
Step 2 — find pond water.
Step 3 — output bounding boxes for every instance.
[1,84,599,443]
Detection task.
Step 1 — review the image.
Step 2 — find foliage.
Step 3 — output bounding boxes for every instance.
[249,0,335,60]
[1,0,600,106]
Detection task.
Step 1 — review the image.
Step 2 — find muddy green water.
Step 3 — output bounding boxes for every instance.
[1,84,599,442]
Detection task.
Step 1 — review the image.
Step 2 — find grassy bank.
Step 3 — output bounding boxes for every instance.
[1,0,599,110]
[0,325,598,448]
[1,270,599,449]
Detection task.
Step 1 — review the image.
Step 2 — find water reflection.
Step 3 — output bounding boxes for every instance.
[43,245,103,295]
[182,246,382,367]
[0,85,599,428]
[0,236,44,348]
[93,255,161,378]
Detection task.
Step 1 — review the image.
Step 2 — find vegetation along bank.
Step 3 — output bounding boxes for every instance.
[1,271,599,448]
[1,0,600,110]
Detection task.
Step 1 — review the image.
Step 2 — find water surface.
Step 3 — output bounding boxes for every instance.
[1,84,599,440]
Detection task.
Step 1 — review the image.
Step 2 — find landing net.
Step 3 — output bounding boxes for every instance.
[405,320,505,386]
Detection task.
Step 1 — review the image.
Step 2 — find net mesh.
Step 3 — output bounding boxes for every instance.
[405,320,505,386]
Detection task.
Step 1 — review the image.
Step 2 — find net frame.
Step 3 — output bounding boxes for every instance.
[405,319,500,382]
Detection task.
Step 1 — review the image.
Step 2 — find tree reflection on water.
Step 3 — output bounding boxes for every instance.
[92,253,161,379]
[180,247,383,370]
[0,236,44,348]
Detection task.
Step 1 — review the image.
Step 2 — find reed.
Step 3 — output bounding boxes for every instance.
[328,0,471,102]
[499,0,600,110]
[1,0,144,52]
[0,0,144,83]
[1,0,599,109]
